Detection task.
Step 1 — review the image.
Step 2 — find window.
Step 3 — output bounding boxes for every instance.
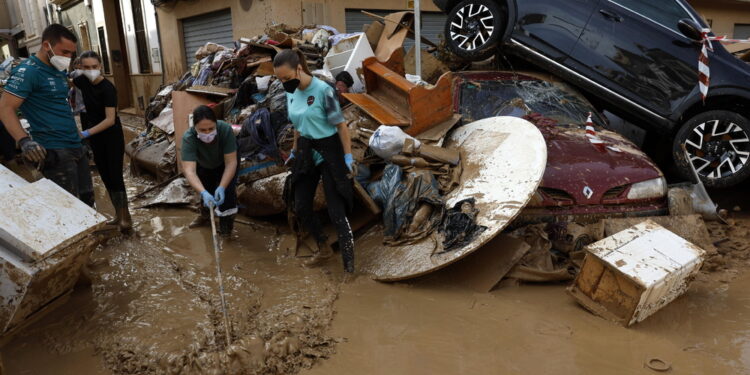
[98,26,111,75]
[735,24,750,40]
[131,0,151,73]
[609,0,692,33]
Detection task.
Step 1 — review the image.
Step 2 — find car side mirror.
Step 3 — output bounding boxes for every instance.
[678,18,704,41]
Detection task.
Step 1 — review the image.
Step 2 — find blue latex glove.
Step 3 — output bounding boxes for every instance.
[214,186,226,206]
[285,150,295,166]
[344,153,354,172]
[201,190,216,208]
[81,130,91,139]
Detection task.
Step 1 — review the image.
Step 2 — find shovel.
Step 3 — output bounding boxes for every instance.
[674,145,725,222]
[209,203,232,346]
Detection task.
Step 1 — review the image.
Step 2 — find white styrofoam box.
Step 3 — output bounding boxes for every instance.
[324,33,374,93]
[0,163,29,194]
[573,220,706,326]
[0,178,107,261]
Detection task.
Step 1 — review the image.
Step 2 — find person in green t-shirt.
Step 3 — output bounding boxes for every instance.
[181,105,238,236]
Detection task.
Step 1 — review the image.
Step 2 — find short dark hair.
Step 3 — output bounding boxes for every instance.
[192,105,216,124]
[79,50,101,63]
[335,71,354,88]
[42,24,78,45]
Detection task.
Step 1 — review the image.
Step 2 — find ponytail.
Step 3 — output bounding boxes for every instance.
[273,48,311,75]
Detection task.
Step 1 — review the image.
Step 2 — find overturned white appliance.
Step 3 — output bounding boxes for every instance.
[356,116,548,281]
[0,164,107,334]
[324,33,374,93]
[568,220,706,326]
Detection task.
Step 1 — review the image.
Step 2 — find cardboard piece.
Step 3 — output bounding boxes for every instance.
[405,46,450,84]
[186,85,235,97]
[374,12,413,62]
[171,91,213,172]
[435,234,530,292]
[364,21,384,51]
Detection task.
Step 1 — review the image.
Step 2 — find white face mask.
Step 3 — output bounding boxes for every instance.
[197,130,217,144]
[46,42,71,71]
[73,69,83,77]
[83,69,101,82]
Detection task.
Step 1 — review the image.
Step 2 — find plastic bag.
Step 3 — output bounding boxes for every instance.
[368,125,420,161]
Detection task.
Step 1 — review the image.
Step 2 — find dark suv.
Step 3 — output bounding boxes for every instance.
[434,0,750,188]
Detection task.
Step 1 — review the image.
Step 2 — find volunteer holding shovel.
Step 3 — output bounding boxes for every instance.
[72,51,132,233]
[273,49,356,273]
[181,105,239,237]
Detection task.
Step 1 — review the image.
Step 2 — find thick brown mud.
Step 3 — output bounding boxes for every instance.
[1,176,341,374]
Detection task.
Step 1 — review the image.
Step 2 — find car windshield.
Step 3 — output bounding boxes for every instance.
[459,77,606,126]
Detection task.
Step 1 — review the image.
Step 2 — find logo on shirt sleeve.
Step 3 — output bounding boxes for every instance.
[307,96,315,106]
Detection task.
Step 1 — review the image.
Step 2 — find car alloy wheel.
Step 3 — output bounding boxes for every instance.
[449,3,496,52]
[684,119,750,180]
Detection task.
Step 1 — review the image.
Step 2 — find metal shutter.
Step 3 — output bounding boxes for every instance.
[182,9,234,67]
[735,24,750,39]
[344,9,447,51]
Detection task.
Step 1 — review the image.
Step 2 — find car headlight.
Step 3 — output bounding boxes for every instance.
[627,177,667,200]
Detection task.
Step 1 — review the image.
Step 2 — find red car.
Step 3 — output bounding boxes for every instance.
[452,71,668,223]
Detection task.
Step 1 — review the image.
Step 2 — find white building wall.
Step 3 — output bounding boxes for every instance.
[142,0,161,74]
[120,0,139,74]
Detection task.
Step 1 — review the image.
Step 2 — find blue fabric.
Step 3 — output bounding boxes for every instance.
[5,56,81,149]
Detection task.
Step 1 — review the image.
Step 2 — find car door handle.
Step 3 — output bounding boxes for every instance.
[599,9,623,22]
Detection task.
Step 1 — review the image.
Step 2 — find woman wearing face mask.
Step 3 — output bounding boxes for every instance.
[181,105,239,237]
[273,49,356,273]
[72,50,132,232]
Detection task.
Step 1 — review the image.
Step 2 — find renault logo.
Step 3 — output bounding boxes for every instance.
[583,186,594,199]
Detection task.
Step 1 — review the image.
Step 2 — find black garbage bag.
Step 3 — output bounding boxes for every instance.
[439,198,487,252]
[367,164,444,245]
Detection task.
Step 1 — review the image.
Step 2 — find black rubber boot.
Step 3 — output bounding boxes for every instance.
[341,241,354,273]
[189,206,210,228]
[109,191,132,234]
[219,214,235,237]
[304,241,334,267]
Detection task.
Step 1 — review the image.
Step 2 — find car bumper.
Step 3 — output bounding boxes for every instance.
[513,201,669,226]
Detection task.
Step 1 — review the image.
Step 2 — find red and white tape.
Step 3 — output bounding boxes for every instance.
[699,30,750,101]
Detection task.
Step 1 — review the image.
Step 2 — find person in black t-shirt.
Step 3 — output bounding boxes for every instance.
[73,50,132,233]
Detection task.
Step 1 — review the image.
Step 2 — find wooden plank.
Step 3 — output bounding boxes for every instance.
[343,93,410,126]
[186,85,235,97]
[353,179,380,215]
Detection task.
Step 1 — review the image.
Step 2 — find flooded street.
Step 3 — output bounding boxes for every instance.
[1,119,749,374]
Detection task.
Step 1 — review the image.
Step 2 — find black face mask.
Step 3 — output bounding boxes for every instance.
[283,78,301,93]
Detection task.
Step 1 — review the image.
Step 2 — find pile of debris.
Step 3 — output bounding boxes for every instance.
[124,11,727,329]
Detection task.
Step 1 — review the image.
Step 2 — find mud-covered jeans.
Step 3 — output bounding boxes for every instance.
[43,147,95,207]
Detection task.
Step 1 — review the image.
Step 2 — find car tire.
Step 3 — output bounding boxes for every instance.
[444,0,505,61]
[673,110,750,188]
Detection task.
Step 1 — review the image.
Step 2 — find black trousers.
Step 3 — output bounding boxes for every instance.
[197,163,238,216]
[0,121,15,161]
[89,126,126,194]
[43,147,95,207]
[294,163,354,253]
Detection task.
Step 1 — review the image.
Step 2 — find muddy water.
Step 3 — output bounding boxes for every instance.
[303,267,750,375]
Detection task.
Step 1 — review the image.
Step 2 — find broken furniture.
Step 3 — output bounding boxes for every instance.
[0,165,107,334]
[343,50,454,137]
[567,220,706,326]
[356,117,547,281]
[324,33,374,93]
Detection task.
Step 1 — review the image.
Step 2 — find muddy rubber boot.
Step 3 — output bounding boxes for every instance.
[341,246,354,273]
[304,241,334,267]
[106,191,120,226]
[219,215,235,237]
[114,191,133,234]
[189,207,211,228]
